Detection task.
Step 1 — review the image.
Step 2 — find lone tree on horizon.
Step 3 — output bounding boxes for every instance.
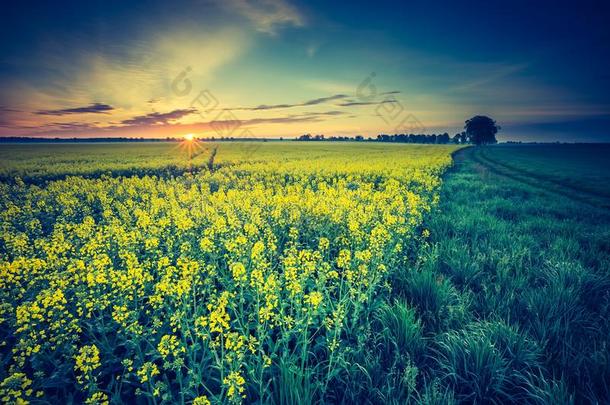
[465,115,500,145]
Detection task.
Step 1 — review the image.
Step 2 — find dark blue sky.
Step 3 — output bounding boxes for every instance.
[1,0,609,140]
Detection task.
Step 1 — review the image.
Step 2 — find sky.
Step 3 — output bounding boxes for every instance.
[1,0,609,141]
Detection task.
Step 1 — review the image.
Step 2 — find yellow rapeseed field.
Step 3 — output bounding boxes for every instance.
[0,142,459,404]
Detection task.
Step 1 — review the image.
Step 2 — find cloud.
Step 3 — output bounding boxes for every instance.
[75,27,247,110]
[248,103,294,111]
[0,25,248,120]
[224,0,305,34]
[338,99,396,107]
[121,108,196,126]
[338,101,376,107]
[35,103,114,116]
[43,122,100,130]
[0,105,22,113]
[201,110,345,129]
[196,110,349,136]
[2,108,347,137]
[1,120,100,131]
[0,105,23,127]
[237,116,322,125]
[226,94,349,111]
[299,110,347,116]
[302,94,348,106]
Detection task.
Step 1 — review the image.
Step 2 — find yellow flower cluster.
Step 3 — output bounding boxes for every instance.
[305,291,324,309]
[157,334,184,359]
[74,344,101,386]
[193,395,211,405]
[137,362,160,384]
[223,371,246,401]
[85,391,109,405]
[0,143,459,403]
[0,372,33,404]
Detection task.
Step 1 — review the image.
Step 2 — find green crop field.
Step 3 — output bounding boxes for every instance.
[471,144,610,208]
[0,142,608,404]
[414,145,610,404]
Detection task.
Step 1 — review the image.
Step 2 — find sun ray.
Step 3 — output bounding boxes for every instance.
[175,133,211,171]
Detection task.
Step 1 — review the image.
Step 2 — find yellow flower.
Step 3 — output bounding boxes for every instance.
[137,362,160,383]
[74,345,101,385]
[336,249,351,269]
[224,332,246,352]
[0,373,32,403]
[112,305,130,327]
[305,291,324,309]
[205,291,232,333]
[121,358,134,372]
[158,335,184,359]
[223,371,246,401]
[251,241,265,261]
[193,395,211,405]
[85,391,109,405]
[230,262,247,283]
[0,142,458,402]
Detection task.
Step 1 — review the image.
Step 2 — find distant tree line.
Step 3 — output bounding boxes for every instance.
[296,134,366,142]
[295,132,471,144]
[296,115,500,145]
[377,133,453,144]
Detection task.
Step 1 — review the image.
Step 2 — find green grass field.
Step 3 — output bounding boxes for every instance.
[0,142,608,404]
[407,145,610,403]
[471,144,610,208]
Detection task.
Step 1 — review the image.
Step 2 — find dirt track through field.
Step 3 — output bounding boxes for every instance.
[459,147,610,211]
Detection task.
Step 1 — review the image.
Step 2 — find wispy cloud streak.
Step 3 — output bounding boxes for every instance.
[120,109,197,126]
[226,94,349,111]
[35,103,114,116]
